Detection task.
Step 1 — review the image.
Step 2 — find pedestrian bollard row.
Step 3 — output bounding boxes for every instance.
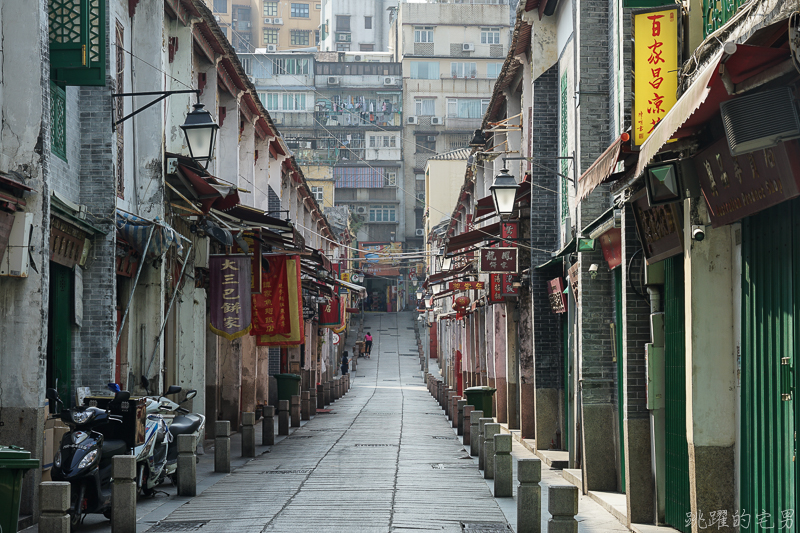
[517,458,542,533]
[457,399,466,435]
[241,411,256,457]
[324,381,331,405]
[177,434,197,497]
[262,405,275,445]
[301,390,311,420]
[290,395,301,427]
[469,410,483,457]
[278,400,290,435]
[215,421,231,473]
[451,395,461,424]
[317,383,325,409]
[309,386,317,413]
[494,433,513,497]
[462,405,475,445]
[112,455,137,532]
[483,423,501,480]
[478,417,492,470]
[548,485,578,533]
[39,481,69,533]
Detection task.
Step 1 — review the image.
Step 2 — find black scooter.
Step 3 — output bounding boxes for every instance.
[48,388,130,530]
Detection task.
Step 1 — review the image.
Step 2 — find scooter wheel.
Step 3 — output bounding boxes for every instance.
[103,509,113,520]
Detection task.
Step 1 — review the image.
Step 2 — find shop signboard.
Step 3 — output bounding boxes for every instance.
[501,221,519,247]
[488,273,505,303]
[479,247,518,273]
[449,281,485,291]
[257,256,304,346]
[500,273,519,297]
[631,190,683,264]
[209,255,252,340]
[547,277,568,314]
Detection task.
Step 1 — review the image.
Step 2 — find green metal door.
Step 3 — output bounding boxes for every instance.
[48,263,73,406]
[741,199,797,531]
[664,256,690,532]
[614,269,626,492]
[563,317,569,450]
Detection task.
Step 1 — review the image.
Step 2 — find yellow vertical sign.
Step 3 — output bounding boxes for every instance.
[633,6,680,148]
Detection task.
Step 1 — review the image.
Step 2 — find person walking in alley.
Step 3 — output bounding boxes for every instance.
[364,332,373,358]
[341,351,349,375]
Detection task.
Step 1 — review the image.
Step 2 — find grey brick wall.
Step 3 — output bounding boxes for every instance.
[268,185,281,215]
[50,86,82,203]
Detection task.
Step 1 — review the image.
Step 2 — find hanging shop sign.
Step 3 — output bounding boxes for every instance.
[632,5,680,148]
[319,295,341,327]
[598,228,623,270]
[631,190,683,264]
[251,255,290,337]
[693,138,800,227]
[500,273,520,297]
[449,281,485,291]
[257,256,304,346]
[50,216,88,268]
[488,273,505,303]
[209,255,252,340]
[479,247,518,273]
[547,277,568,314]
[302,303,317,321]
[567,262,580,300]
[332,332,341,345]
[501,221,519,246]
[232,229,262,294]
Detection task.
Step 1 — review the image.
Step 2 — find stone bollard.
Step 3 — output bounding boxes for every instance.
[324,381,331,405]
[494,434,513,497]
[517,458,542,533]
[446,391,454,419]
[317,383,325,409]
[278,400,290,435]
[301,390,311,420]
[215,421,231,473]
[462,405,474,444]
[469,410,484,457]
[290,395,301,428]
[112,455,137,532]
[478,418,492,470]
[38,481,70,533]
[451,395,461,424]
[177,434,197,497]
[241,412,256,457]
[548,485,578,533]
[262,405,275,445]
[309,386,318,414]
[483,423,502,479]
[456,399,466,433]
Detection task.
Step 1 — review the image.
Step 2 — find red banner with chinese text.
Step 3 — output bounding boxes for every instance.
[256,256,304,346]
[251,255,291,337]
[209,255,252,340]
[319,295,341,327]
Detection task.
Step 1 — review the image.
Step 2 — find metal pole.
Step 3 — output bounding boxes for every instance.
[145,244,193,379]
[116,225,156,347]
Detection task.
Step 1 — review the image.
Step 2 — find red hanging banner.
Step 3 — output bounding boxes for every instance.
[500,273,520,297]
[257,256,304,346]
[209,255,252,340]
[251,255,291,337]
[501,221,519,247]
[488,273,505,303]
[319,295,341,327]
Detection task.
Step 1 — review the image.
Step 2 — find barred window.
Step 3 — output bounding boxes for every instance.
[290,3,309,18]
[263,1,277,16]
[263,28,278,44]
[290,30,310,46]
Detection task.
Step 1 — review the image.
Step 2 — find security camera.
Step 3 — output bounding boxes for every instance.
[589,263,599,280]
[692,225,705,242]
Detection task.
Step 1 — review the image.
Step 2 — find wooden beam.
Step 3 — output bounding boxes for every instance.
[217,63,238,97]
[192,27,216,64]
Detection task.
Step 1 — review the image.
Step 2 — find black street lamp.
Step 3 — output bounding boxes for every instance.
[181,103,220,169]
[490,168,520,218]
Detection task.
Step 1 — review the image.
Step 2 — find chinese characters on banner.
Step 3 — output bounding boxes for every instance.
[232,229,262,293]
[501,221,519,246]
[500,273,519,297]
[633,5,679,147]
[449,281,485,291]
[251,255,290,337]
[209,255,252,340]
[488,274,505,303]
[479,247,519,273]
[319,295,341,327]
[547,278,568,314]
[257,256,305,346]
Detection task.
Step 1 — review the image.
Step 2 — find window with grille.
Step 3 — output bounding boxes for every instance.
[560,72,569,220]
[336,43,350,51]
[275,58,309,75]
[450,62,477,78]
[409,61,439,80]
[369,205,396,222]
[50,82,67,162]
[481,28,500,44]
[311,186,324,201]
[290,3,309,17]
[263,28,278,44]
[414,98,435,116]
[414,26,434,43]
[290,30,310,46]
[370,135,397,148]
[336,15,350,31]
[416,135,436,153]
[263,1,277,16]
[115,21,124,197]
[49,0,107,86]
[446,98,489,118]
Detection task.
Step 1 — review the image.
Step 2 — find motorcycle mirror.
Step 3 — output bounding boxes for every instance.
[183,389,197,401]
[46,388,62,412]
[164,385,182,396]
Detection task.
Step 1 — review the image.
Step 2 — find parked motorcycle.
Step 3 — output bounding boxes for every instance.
[48,387,129,530]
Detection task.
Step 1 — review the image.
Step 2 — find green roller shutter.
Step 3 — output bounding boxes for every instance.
[614,268,626,492]
[741,199,797,531]
[48,263,73,406]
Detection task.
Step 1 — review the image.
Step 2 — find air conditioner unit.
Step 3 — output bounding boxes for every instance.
[0,212,32,277]
[214,15,221,22]
[354,55,363,61]
[385,172,397,186]
[415,228,425,237]
[416,192,425,201]
[426,136,436,142]
[431,117,443,126]
[383,77,397,86]
[245,21,251,28]
[327,76,340,85]
[263,17,272,24]
[407,116,418,125]
[355,206,368,214]
[272,117,283,125]
[273,17,283,24]
[248,75,255,83]
[720,86,800,156]
[462,43,475,52]
[266,44,277,52]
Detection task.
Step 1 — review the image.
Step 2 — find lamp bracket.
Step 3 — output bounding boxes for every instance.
[501,155,575,184]
[111,89,200,131]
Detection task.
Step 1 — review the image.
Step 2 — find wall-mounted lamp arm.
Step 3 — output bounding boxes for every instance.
[501,155,575,184]
[111,89,200,131]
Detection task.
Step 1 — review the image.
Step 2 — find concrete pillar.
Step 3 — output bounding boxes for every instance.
[517,458,542,533]
[262,405,275,445]
[324,381,331,405]
[177,434,196,497]
[451,395,461,424]
[290,395,301,428]
[494,305,508,423]
[215,421,231,473]
[112,455,137,532]
[462,405,474,445]
[456,399,466,433]
[547,485,578,533]
[478,417,492,470]
[219,340,243,431]
[469,410,483,457]
[519,290,536,440]
[494,434,513,497]
[241,411,256,457]
[309,386,317,414]
[317,383,325,409]
[484,423,501,479]
[278,400,290,435]
[240,336,258,414]
[445,390,453,419]
[38,482,70,533]
[301,390,311,420]
[506,311,520,430]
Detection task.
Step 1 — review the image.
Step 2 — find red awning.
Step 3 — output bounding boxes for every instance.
[219,204,292,230]
[178,164,240,213]
[423,263,474,288]
[445,223,501,254]
[577,133,629,203]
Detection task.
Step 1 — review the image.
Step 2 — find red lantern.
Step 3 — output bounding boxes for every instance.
[454,295,471,308]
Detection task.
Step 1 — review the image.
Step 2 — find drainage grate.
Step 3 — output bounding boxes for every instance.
[263,469,312,474]
[148,521,209,532]
[354,443,399,447]
[432,436,458,440]
[400,354,417,357]
[287,435,313,439]
[383,379,397,381]
[461,522,513,533]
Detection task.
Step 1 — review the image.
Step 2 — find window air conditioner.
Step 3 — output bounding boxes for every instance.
[328,76,340,85]
[407,116,418,124]
[431,117,443,125]
[384,77,397,86]
[416,192,425,201]
[356,206,368,214]
[415,228,425,237]
[273,17,283,24]
[266,44,277,52]
[426,136,436,142]
[264,17,272,24]
[462,43,475,52]
[0,212,32,277]
[214,15,221,22]
[354,55,363,61]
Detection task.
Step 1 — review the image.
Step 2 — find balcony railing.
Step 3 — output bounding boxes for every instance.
[51,81,67,161]
[315,110,402,127]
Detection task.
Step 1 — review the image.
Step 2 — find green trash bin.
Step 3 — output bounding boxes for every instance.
[275,373,302,403]
[463,386,497,418]
[0,445,40,533]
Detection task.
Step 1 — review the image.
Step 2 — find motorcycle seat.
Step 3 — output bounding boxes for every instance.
[169,414,203,436]
[102,439,128,458]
